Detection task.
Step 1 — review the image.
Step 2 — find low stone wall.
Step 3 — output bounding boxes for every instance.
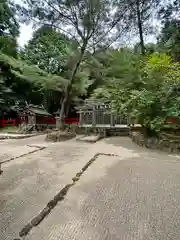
[107,127,129,136]
[46,126,130,142]
[46,130,76,142]
[77,126,129,137]
[131,131,180,153]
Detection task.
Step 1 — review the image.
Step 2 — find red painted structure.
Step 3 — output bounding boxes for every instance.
[0,117,79,128]
[2,116,178,128]
[1,119,18,128]
[166,117,179,124]
[64,117,79,125]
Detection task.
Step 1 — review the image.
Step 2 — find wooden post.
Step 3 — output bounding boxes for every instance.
[79,111,82,125]
[127,115,131,126]
[92,105,96,127]
[56,117,60,129]
[110,113,115,126]
[33,115,36,126]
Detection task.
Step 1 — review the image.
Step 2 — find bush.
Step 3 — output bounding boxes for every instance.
[90,51,180,136]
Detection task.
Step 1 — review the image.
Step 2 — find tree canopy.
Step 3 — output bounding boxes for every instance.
[0,0,19,58]
[0,51,68,114]
[0,0,180,134]
[158,1,180,62]
[21,25,76,74]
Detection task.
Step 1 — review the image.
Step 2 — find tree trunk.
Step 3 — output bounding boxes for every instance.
[59,41,87,129]
[65,95,72,116]
[136,0,145,55]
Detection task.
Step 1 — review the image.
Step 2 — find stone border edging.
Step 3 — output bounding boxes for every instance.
[15,152,119,239]
[0,133,44,140]
[76,135,101,143]
[0,146,46,165]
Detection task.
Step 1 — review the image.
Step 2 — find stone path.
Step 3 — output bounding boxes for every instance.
[1,136,180,240]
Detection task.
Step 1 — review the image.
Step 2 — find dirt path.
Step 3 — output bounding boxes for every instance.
[1,137,180,240]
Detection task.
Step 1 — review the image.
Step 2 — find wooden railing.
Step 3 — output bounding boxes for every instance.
[79,110,128,126]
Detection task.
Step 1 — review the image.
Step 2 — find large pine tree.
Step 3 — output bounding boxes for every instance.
[0,0,19,57]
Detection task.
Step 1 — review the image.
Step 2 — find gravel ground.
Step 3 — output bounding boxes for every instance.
[1,136,180,240]
[0,138,91,240]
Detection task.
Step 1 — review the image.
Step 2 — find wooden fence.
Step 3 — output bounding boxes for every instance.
[0,117,80,128]
[79,110,128,127]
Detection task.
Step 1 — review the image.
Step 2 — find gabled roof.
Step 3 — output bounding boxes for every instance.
[29,106,52,116]
[20,105,52,116]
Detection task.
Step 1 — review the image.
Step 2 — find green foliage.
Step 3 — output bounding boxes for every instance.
[0,0,178,130]
[158,20,180,62]
[16,0,126,127]
[114,0,161,54]
[0,0,19,58]
[20,25,96,112]
[0,35,18,58]
[21,26,74,74]
[0,0,19,37]
[0,52,68,114]
[0,52,67,86]
[158,0,180,61]
[90,50,180,135]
